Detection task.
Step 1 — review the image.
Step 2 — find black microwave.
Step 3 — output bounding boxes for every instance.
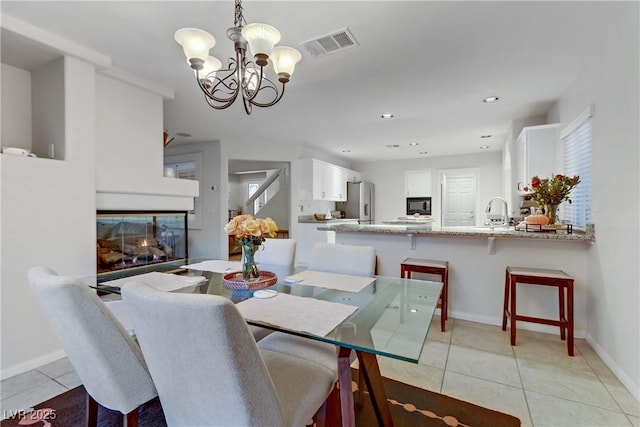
[406,197,432,216]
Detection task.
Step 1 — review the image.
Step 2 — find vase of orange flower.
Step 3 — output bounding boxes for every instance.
[224,215,278,281]
[524,174,580,224]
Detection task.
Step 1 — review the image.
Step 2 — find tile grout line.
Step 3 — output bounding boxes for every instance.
[514,346,536,427]
[439,318,453,394]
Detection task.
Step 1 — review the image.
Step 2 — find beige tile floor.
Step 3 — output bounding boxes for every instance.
[2,317,639,426]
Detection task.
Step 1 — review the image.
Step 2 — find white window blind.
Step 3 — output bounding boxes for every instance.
[562,110,592,226]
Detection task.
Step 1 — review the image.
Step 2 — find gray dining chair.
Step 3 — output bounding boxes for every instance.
[122,281,337,427]
[27,266,157,427]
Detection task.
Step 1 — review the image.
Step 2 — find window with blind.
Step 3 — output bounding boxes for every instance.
[562,107,592,226]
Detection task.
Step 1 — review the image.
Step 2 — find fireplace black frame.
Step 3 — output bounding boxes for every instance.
[96,210,189,275]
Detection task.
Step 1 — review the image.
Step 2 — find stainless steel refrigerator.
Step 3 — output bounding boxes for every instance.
[338,182,374,224]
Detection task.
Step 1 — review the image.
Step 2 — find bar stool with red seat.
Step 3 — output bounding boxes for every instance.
[502,266,575,356]
[400,258,449,332]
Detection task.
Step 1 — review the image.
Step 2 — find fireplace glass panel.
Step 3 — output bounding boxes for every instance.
[97,211,188,274]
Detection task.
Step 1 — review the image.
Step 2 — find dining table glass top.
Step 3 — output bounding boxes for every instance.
[85,257,443,364]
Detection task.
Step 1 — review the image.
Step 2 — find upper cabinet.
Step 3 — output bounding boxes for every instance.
[516,124,560,192]
[297,158,356,201]
[343,168,361,183]
[405,170,432,196]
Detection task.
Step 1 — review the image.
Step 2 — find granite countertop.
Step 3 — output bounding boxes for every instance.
[298,216,360,224]
[316,223,595,242]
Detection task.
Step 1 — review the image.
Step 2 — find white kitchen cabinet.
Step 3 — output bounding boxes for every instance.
[344,168,362,183]
[516,124,560,192]
[297,158,349,201]
[405,170,432,196]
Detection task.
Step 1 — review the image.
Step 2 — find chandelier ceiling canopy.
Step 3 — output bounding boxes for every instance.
[174,0,302,115]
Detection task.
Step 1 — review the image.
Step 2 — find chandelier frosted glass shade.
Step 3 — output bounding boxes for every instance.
[174,28,216,69]
[241,23,281,66]
[174,0,301,114]
[271,46,302,82]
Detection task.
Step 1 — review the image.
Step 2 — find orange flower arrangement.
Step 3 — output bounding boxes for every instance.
[224,215,278,280]
[224,214,278,243]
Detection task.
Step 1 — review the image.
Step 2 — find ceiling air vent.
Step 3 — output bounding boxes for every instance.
[300,28,359,58]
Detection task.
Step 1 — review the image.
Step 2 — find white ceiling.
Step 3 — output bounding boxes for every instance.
[0,1,628,162]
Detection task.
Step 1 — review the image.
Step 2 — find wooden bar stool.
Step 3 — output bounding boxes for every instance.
[400,258,449,332]
[502,266,574,356]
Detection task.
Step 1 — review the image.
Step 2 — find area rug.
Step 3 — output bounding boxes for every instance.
[2,372,520,427]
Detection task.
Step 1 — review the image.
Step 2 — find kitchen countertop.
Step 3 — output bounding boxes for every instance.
[316,223,595,242]
[298,217,360,224]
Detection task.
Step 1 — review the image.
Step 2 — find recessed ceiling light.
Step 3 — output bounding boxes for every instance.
[419,151,428,155]
[176,132,191,137]
[482,96,499,103]
[385,144,400,148]
[480,134,492,138]
[409,142,419,146]
[380,113,394,119]
[480,145,490,149]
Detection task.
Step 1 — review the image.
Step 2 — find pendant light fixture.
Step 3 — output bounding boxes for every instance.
[174,0,302,115]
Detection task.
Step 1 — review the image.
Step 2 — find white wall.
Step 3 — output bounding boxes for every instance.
[1,63,31,150]
[95,75,198,210]
[32,58,64,159]
[164,141,222,258]
[1,57,96,378]
[547,3,639,399]
[352,151,503,225]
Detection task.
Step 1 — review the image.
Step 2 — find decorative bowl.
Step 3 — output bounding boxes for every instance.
[222,270,278,290]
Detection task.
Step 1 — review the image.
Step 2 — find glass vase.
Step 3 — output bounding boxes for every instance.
[241,240,260,281]
[546,204,559,225]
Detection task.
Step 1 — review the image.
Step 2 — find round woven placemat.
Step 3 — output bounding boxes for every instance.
[222,270,278,290]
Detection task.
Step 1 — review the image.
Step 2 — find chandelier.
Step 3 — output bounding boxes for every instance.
[174,0,302,115]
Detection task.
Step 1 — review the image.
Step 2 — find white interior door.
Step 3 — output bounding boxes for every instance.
[442,173,476,226]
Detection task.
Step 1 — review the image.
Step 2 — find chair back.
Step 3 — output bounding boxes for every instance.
[122,282,286,427]
[254,238,297,266]
[27,266,157,414]
[308,242,376,276]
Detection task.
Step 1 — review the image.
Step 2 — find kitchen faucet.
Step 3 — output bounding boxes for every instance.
[484,197,509,228]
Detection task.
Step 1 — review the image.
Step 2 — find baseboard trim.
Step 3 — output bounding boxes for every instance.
[1,349,67,380]
[586,333,640,401]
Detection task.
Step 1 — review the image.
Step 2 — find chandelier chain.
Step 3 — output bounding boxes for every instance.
[234,0,246,28]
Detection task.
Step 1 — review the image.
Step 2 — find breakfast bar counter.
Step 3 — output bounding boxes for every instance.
[314,222,594,342]
[317,223,594,242]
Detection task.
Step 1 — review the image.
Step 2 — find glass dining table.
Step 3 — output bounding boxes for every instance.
[84,257,443,427]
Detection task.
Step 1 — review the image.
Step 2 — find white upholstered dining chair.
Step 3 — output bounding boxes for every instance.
[27,266,157,427]
[308,242,377,276]
[254,238,297,266]
[122,281,336,427]
[258,242,377,421]
[251,238,297,340]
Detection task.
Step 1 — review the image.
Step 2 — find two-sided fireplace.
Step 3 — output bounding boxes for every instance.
[96,211,188,274]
